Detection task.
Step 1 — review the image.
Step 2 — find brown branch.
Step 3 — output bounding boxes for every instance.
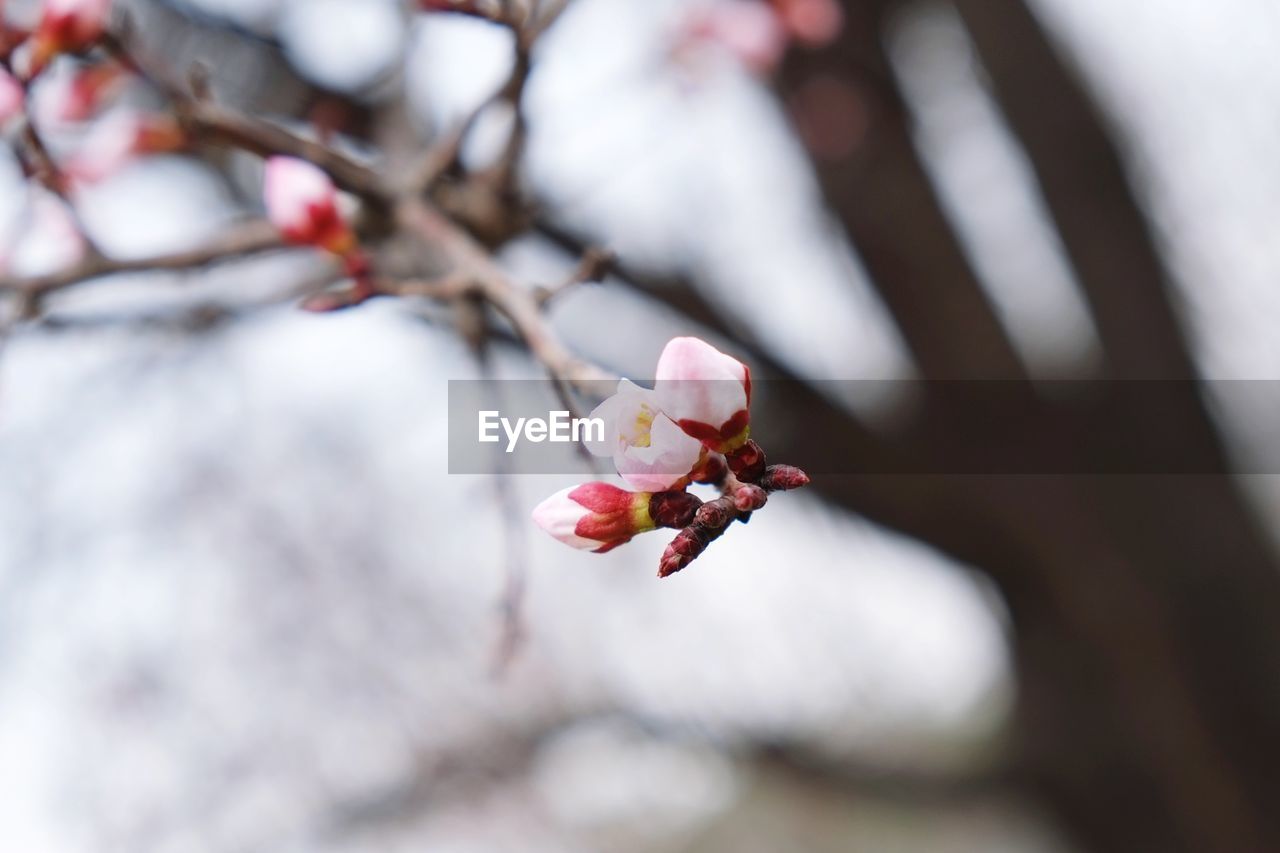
[777,1,1028,381]
[0,220,293,297]
[395,196,612,390]
[953,0,1197,380]
[181,101,389,200]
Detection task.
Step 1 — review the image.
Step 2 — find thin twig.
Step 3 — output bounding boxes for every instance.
[0,220,291,296]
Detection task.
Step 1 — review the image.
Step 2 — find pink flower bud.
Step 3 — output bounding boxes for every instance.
[771,0,843,46]
[678,0,788,75]
[732,483,768,512]
[64,110,184,183]
[759,464,810,491]
[0,69,25,129]
[588,379,704,492]
[263,156,356,256]
[27,0,111,77]
[655,336,752,453]
[39,61,126,124]
[659,527,707,578]
[726,439,766,482]
[532,483,657,553]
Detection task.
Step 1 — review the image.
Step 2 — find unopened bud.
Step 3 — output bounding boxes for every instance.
[694,497,737,529]
[26,0,112,79]
[649,490,702,529]
[759,464,810,491]
[726,440,766,482]
[533,482,657,553]
[659,527,707,578]
[732,483,768,512]
[689,453,728,485]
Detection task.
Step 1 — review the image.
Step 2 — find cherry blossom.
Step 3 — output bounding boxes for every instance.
[263,156,356,255]
[655,336,752,454]
[587,379,704,492]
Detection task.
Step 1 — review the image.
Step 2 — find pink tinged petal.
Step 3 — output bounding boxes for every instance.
[38,62,126,124]
[654,336,751,449]
[685,0,788,74]
[586,379,656,458]
[64,110,182,183]
[0,70,24,128]
[532,483,655,552]
[264,159,352,254]
[587,379,703,490]
[531,487,598,551]
[41,0,112,47]
[773,0,843,46]
[614,414,703,492]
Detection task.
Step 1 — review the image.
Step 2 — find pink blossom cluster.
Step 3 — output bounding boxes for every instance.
[0,0,187,185]
[533,337,810,575]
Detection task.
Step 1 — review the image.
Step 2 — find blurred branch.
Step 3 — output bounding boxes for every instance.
[953,0,1197,380]
[0,220,291,297]
[753,741,1016,805]
[394,197,613,390]
[182,100,389,199]
[776,1,1028,380]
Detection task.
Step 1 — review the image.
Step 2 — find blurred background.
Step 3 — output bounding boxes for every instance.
[2,0,1279,851]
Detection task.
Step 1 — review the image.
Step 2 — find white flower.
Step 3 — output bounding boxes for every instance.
[588,379,703,492]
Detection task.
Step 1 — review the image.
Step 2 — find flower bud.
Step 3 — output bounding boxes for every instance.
[64,110,185,183]
[759,464,810,491]
[732,483,768,512]
[771,0,843,46]
[40,61,126,123]
[532,483,657,553]
[655,336,752,454]
[649,490,702,529]
[27,0,112,78]
[678,0,789,75]
[689,452,728,485]
[659,527,707,578]
[726,439,766,482]
[263,156,356,256]
[588,379,704,492]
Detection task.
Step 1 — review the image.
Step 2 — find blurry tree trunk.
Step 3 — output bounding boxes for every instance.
[770,2,1280,851]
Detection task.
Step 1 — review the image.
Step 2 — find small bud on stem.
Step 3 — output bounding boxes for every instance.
[732,483,768,512]
[758,464,810,491]
[726,439,766,482]
[649,491,703,529]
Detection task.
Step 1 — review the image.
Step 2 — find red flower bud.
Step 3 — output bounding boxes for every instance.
[26,0,111,78]
[726,440,766,482]
[759,464,810,491]
[264,156,357,256]
[532,483,657,553]
[732,483,768,512]
[689,453,728,485]
[659,527,708,578]
[649,490,702,529]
